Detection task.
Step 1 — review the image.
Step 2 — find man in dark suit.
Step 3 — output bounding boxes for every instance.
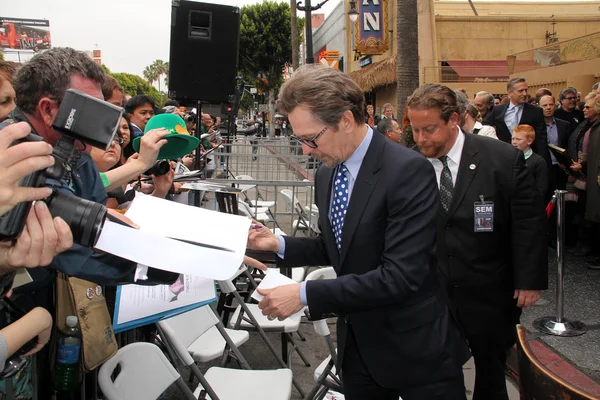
[483,77,552,167]
[248,66,469,400]
[539,94,570,194]
[409,84,548,400]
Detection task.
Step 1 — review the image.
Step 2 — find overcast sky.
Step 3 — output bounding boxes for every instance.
[1,0,339,77]
[1,0,583,78]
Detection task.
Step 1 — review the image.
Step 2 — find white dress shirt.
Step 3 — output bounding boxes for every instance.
[427,127,465,188]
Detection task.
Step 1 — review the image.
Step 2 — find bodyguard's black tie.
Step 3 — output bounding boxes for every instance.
[438,155,453,213]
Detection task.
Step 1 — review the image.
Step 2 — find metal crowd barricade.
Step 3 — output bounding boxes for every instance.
[215,136,319,181]
[208,178,318,238]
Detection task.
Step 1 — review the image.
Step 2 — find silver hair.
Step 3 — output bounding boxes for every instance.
[507,77,526,92]
[559,87,578,101]
[382,103,393,112]
[475,91,494,106]
[14,47,106,115]
[377,118,394,135]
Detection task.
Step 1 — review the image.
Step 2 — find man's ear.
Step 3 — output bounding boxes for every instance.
[341,110,356,133]
[37,97,59,128]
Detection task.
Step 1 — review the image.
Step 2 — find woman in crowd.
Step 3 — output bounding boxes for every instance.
[567,92,600,261]
[462,104,498,139]
[365,105,378,127]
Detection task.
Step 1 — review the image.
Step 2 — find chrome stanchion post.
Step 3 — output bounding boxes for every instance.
[534,190,586,336]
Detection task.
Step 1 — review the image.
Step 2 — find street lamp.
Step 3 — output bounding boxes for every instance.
[297,0,330,64]
[348,0,359,23]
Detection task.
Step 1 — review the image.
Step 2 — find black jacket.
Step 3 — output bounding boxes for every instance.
[483,102,552,167]
[278,132,468,389]
[427,133,547,337]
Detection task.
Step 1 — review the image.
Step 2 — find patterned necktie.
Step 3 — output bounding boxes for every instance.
[331,164,349,250]
[438,155,453,213]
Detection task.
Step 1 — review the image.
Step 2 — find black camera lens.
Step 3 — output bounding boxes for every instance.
[145,159,171,177]
[46,192,107,248]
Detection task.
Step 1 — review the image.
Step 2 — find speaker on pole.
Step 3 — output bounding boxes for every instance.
[168,1,240,104]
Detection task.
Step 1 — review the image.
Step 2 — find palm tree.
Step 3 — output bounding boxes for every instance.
[143,65,158,87]
[396,0,419,115]
[150,60,168,92]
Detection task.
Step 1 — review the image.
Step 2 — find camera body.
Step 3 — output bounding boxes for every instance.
[0,89,123,248]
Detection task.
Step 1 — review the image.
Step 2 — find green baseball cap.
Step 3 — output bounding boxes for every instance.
[132,114,200,159]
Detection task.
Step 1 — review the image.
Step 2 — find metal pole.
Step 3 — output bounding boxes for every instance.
[304,0,314,64]
[555,189,565,322]
[534,190,586,336]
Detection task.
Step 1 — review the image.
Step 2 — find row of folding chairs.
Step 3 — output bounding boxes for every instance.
[98,267,342,399]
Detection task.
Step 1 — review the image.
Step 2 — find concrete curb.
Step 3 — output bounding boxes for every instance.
[507,332,600,396]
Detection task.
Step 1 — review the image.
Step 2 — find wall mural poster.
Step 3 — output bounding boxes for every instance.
[354,0,390,56]
[0,17,51,62]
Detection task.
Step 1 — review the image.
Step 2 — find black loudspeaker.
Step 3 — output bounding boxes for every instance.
[168,1,240,104]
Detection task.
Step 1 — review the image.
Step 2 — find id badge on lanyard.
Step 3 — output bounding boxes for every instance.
[474,195,494,232]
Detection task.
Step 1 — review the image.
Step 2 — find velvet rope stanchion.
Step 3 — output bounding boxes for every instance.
[534,190,587,336]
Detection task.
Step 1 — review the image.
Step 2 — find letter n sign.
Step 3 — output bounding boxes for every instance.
[354,0,390,55]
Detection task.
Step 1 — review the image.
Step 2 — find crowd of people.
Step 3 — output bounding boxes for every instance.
[366,78,600,269]
[0,44,598,400]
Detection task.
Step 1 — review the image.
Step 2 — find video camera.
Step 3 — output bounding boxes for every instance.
[0,89,123,248]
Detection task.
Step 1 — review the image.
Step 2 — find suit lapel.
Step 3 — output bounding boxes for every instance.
[338,133,384,265]
[446,134,479,218]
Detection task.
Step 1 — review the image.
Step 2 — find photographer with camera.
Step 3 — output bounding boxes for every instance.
[1,47,179,286]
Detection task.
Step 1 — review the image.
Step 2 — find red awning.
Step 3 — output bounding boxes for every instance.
[446,60,509,79]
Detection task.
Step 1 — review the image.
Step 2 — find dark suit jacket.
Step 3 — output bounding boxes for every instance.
[278,131,468,388]
[525,152,548,198]
[483,102,552,166]
[554,118,570,149]
[431,134,547,338]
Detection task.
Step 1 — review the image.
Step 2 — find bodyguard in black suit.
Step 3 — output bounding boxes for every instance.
[409,84,548,400]
[483,77,552,167]
[248,66,469,400]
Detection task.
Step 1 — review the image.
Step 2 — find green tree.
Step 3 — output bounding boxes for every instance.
[143,65,159,88]
[240,2,294,136]
[111,72,166,107]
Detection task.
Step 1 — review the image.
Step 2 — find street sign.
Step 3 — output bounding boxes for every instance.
[258,104,269,112]
[250,88,257,94]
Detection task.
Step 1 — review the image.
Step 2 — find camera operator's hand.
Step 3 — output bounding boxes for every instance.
[0,202,73,272]
[152,170,175,199]
[137,128,169,170]
[0,122,55,216]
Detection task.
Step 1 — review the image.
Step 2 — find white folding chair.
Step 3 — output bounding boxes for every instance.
[234,175,276,208]
[158,305,250,367]
[303,267,344,400]
[158,314,293,400]
[280,189,310,235]
[217,278,308,397]
[237,201,271,224]
[98,342,196,400]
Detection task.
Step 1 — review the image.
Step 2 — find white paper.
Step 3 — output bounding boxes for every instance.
[116,275,215,325]
[251,269,299,302]
[94,195,251,281]
[251,270,306,322]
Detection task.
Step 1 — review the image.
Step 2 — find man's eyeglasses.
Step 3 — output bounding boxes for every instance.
[290,126,328,149]
[565,97,577,101]
[113,136,125,145]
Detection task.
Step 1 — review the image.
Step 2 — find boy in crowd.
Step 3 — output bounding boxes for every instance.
[512,124,548,198]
